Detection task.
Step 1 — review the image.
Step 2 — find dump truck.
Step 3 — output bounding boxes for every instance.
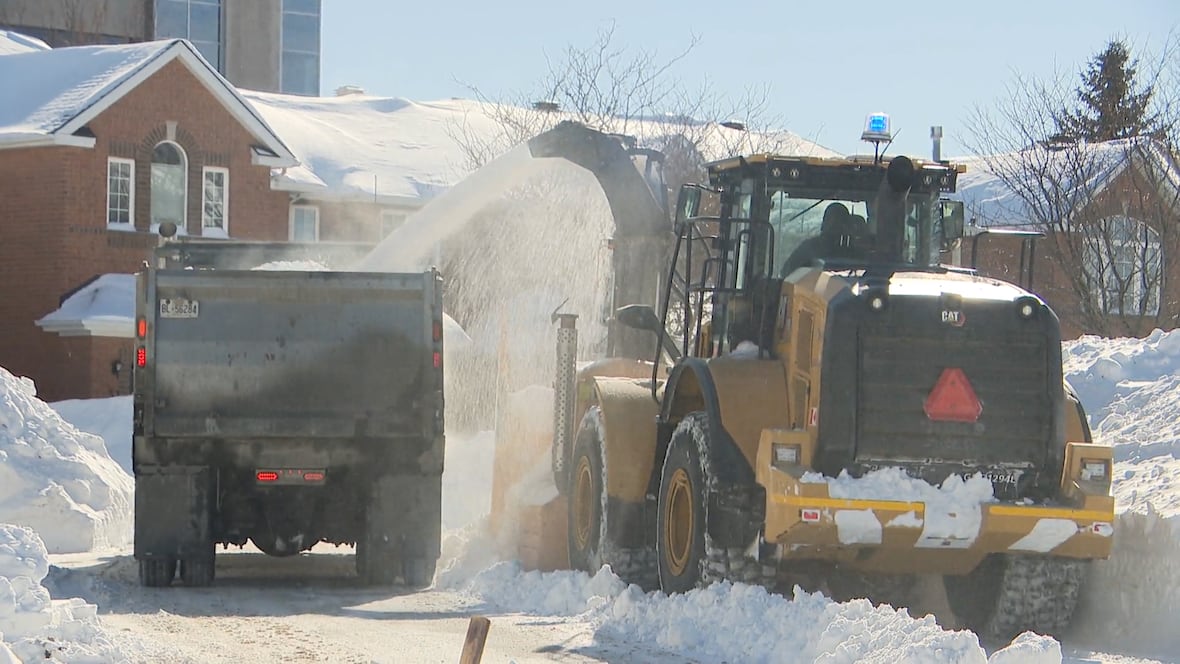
[132,238,445,588]
[485,120,1114,640]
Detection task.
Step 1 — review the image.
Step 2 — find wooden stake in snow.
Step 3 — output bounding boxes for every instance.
[458,615,491,664]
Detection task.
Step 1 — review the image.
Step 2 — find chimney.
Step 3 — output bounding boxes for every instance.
[930,126,943,162]
[335,85,365,97]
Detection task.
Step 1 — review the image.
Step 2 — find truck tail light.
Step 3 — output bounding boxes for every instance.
[433,351,441,369]
[136,346,147,367]
[136,317,147,338]
[256,471,279,482]
[433,319,443,342]
[303,471,325,482]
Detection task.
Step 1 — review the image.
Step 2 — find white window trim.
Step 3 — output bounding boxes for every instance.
[201,166,229,238]
[106,157,135,230]
[289,204,320,242]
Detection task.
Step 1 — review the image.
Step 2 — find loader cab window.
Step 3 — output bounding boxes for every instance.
[770,192,869,277]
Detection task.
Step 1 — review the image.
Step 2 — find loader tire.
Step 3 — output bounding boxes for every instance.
[657,413,775,594]
[944,554,1086,641]
[138,558,176,588]
[567,407,657,589]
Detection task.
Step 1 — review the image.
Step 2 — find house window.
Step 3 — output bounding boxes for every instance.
[155,0,223,70]
[380,210,406,238]
[106,157,134,227]
[1084,215,1163,316]
[291,205,319,241]
[202,167,229,236]
[150,142,187,233]
[280,0,320,95]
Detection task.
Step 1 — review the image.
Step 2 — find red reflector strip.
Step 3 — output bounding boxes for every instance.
[136,347,147,367]
[433,351,441,369]
[801,509,821,523]
[303,471,325,482]
[136,317,147,338]
[256,471,279,482]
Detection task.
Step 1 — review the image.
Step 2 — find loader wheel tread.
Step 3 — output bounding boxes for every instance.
[568,407,658,590]
[945,554,1086,641]
[659,413,775,594]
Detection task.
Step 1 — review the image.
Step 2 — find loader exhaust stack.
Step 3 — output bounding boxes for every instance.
[552,312,579,490]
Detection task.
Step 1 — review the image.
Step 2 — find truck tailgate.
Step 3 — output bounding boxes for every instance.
[142,270,436,439]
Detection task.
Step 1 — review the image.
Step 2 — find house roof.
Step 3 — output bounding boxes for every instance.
[241,90,839,206]
[0,38,297,166]
[0,29,50,55]
[950,138,1179,229]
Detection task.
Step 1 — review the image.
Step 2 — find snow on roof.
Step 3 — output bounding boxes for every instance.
[241,90,839,205]
[0,39,297,164]
[950,138,1178,229]
[35,273,135,338]
[0,29,51,56]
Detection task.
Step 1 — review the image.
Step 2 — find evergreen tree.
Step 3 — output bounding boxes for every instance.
[1055,40,1160,142]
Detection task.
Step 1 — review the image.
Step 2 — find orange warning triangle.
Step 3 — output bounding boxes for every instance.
[924,367,982,422]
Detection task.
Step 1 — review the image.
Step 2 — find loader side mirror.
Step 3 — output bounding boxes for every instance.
[616,304,662,332]
[939,200,965,249]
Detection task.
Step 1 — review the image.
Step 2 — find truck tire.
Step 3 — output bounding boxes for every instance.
[138,558,176,588]
[567,407,658,589]
[403,557,436,588]
[179,558,215,587]
[944,553,1086,641]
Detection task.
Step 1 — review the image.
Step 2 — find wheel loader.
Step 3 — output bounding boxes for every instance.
[487,121,1114,640]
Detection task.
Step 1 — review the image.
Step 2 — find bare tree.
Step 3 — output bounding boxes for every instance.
[446,23,802,193]
[963,37,1180,337]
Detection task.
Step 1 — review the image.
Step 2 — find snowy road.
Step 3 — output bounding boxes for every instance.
[45,548,693,664]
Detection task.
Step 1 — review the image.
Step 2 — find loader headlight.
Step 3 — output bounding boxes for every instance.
[773,443,801,465]
[1080,458,1109,482]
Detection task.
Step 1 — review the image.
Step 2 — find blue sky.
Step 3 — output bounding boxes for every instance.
[322,1,1177,158]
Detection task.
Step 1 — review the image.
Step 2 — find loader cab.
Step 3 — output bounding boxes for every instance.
[660,154,965,360]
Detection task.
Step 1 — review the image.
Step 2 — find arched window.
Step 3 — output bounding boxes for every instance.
[150,142,187,232]
[1084,215,1163,316]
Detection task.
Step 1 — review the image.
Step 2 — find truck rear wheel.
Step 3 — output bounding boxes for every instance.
[944,553,1086,640]
[566,407,657,589]
[179,557,215,587]
[138,558,176,588]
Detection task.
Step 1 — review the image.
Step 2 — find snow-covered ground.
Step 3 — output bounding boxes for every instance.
[1,328,1178,662]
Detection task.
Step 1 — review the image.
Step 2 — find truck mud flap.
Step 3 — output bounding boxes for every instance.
[367,473,443,561]
[134,466,212,560]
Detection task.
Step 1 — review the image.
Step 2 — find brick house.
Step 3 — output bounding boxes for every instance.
[0,38,297,400]
[955,139,1180,339]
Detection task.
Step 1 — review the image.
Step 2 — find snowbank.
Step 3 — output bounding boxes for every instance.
[0,368,132,554]
[49,397,133,476]
[0,524,128,662]
[438,544,1052,664]
[1063,329,1180,656]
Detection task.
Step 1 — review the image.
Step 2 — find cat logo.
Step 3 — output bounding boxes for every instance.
[941,309,965,327]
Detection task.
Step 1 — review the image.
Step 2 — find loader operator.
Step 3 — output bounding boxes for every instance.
[779,202,867,276]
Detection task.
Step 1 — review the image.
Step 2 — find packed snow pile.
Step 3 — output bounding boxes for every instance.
[0,524,129,662]
[801,468,996,546]
[0,368,132,554]
[251,260,331,271]
[49,397,133,476]
[1062,329,1180,656]
[438,549,1054,664]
